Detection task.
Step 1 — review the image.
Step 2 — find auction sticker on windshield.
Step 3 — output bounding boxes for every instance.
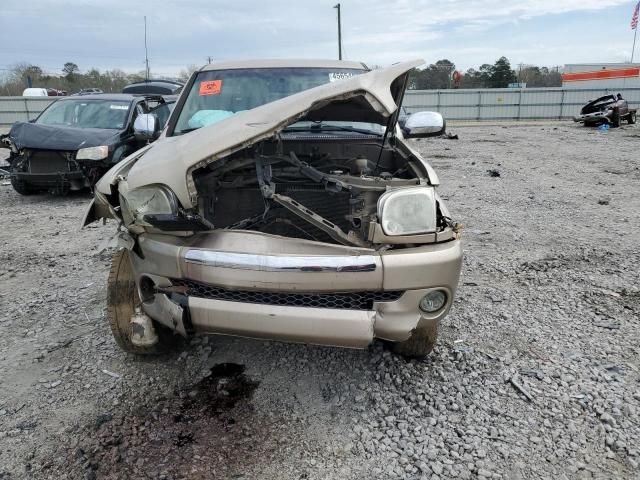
[329,72,354,82]
[199,80,223,96]
[110,105,129,110]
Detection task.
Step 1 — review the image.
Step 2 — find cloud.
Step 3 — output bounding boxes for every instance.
[0,0,633,75]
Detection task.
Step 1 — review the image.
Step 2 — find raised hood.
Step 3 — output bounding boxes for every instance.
[116,59,424,208]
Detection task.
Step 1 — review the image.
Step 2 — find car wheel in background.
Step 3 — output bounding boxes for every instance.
[611,109,621,128]
[107,249,181,355]
[390,320,439,359]
[10,176,35,195]
[627,112,636,125]
[111,145,132,164]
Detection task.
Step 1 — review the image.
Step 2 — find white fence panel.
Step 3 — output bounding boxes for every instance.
[2,88,640,126]
[403,87,640,120]
[0,97,56,126]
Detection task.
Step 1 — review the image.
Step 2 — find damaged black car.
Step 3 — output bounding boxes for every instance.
[0,94,175,195]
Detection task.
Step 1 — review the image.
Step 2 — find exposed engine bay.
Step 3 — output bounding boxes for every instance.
[192,138,454,248]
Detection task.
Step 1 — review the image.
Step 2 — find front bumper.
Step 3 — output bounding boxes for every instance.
[573,112,610,124]
[13,170,87,188]
[128,230,463,348]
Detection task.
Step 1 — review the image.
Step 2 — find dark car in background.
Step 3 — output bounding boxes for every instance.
[46,88,68,96]
[122,79,183,95]
[1,94,175,195]
[74,88,104,96]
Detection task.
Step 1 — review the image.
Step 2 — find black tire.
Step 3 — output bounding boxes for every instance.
[627,112,636,125]
[107,249,180,355]
[611,109,621,128]
[391,321,439,359]
[10,176,34,195]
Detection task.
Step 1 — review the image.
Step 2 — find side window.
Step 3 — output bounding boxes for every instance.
[130,103,145,125]
[149,102,174,129]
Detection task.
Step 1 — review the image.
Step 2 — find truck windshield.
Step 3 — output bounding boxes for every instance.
[172,67,366,136]
[37,99,131,129]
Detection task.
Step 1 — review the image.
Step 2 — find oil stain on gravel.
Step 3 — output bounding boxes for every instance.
[53,363,275,480]
[187,363,259,414]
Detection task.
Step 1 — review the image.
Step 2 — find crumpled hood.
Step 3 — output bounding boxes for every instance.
[115,59,424,208]
[8,122,120,151]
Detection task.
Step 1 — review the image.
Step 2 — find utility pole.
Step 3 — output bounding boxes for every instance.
[206,56,213,64]
[517,63,524,83]
[144,16,150,80]
[334,3,342,60]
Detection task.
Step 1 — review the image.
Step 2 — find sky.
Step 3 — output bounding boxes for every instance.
[1,0,639,78]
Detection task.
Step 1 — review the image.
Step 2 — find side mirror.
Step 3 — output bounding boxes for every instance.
[133,113,159,141]
[398,108,410,129]
[402,111,446,138]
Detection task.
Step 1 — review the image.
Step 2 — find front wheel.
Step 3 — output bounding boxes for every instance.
[10,176,34,195]
[611,109,621,128]
[107,249,180,355]
[390,321,439,359]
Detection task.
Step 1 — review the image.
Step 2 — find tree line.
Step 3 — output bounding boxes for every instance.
[0,62,194,96]
[0,57,562,95]
[409,57,562,89]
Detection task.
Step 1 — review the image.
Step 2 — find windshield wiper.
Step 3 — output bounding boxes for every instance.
[284,123,381,136]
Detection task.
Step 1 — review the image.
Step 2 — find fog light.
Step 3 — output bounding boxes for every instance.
[419,290,447,313]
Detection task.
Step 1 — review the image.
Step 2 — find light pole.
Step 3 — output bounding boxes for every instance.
[144,16,150,80]
[334,3,342,60]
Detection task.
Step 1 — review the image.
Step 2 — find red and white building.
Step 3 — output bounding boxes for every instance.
[561,63,640,89]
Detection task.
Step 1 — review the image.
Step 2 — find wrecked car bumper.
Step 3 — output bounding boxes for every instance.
[573,112,609,124]
[13,170,87,189]
[126,231,462,348]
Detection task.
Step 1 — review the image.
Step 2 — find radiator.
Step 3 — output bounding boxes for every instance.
[27,150,73,174]
[210,184,352,242]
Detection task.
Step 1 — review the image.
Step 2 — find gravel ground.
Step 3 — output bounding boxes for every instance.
[0,123,639,480]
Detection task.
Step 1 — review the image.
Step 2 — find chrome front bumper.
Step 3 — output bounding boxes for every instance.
[127,230,463,348]
[184,249,377,273]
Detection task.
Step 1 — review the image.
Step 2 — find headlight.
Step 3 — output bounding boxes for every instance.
[377,187,437,236]
[120,185,178,226]
[76,145,109,160]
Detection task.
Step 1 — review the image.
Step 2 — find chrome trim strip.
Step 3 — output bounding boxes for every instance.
[184,250,377,273]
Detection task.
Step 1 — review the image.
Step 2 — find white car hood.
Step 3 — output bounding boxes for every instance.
[103,59,424,208]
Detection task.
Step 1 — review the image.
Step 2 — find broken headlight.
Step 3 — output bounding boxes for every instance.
[76,145,109,160]
[377,187,437,236]
[120,185,178,226]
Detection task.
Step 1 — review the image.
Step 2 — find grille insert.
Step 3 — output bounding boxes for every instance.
[172,279,404,310]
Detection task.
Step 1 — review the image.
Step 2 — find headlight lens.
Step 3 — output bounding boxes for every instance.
[377,187,437,236]
[76,145,109,160]
[120,185,178,226]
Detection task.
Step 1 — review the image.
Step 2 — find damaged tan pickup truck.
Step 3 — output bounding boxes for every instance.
[84,59,463,358]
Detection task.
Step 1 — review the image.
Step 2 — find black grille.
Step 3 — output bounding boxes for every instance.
[28,150,75,174]
[172,279,404,310]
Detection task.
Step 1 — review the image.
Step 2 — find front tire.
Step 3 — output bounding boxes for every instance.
[10,176,34,195]
[611,109,621,128]
[391,321,439,359]
[107,249,180,354]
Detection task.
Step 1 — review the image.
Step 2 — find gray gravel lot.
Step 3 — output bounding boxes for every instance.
[0,123,639,479]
